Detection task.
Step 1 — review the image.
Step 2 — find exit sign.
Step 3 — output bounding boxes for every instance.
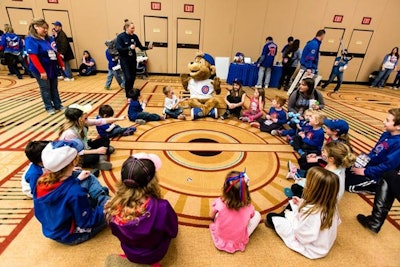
[184,4,194,13]
[333,15,343,23]
[362,17,372,25]
[151,2,161,10]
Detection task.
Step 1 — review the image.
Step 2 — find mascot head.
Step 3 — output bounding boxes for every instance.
[187,52,216,80]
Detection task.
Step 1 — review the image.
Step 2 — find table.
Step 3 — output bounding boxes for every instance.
[226,63,282,88]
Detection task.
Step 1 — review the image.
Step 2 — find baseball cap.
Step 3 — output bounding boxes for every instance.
[324,118,349,135]
[68,103,92,114]
[52,21,62,27]
[202,53,215,66]
[132,153,162,171]
[41,139,84,172]
[121,153,162,188]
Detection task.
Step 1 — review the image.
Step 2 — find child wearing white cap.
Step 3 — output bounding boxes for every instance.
[59,103,125,170]
[34,140,109,245]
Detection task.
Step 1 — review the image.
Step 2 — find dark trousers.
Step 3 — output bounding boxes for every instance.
[345,167,377,194]
[5,53,21,78]
[278,66,296,89]
[120,56,137,98]
[81,137,110,167]
[257,118,282,133]
[322,71,343,92]
[292,135,319,154]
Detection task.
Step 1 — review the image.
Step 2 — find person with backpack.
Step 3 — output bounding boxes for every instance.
[278,39,301,91]
[287,77,324,115]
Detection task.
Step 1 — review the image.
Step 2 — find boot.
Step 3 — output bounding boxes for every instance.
[357,179,394,233]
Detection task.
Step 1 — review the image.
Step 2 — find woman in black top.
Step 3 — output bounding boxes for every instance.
[116,19,152,100]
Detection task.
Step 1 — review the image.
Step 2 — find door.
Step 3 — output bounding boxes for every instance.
[144,16,168,73]
[176,18,201,74]
[346,29,374,81]
[6,7,34,35]
[319,27,345,80]
[42,10,78,69]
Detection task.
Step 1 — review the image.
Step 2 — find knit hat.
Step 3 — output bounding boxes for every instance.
[324,118,349,135]
[121,153,162,188]
[68,103,92,114]
[41,139,84,172]
[202,53,215,66]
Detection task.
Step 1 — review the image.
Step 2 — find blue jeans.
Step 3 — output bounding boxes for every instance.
[105,69,125,88]
[256,66,272,87]
[165,107,183,118]
[34,74,63,111]
[372,68,393,87]
[136,112,161,121]
[322,71,343,92]
[63,60,73,79]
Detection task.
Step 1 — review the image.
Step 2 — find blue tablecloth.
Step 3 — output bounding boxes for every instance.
[227,63,282,88]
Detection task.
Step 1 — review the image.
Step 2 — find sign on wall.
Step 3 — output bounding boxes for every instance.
[184,4,194,13]
[151,2,161,10]
[362,17,372,25]
[333,15,343,23]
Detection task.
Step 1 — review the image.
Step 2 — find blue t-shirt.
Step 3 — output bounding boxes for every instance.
[25,36,59,79]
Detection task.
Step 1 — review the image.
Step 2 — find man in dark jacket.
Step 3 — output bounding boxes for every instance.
[52,21,75,81]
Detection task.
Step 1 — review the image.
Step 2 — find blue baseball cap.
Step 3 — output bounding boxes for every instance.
[202,53,215,66]
[324,119,349,135]
[52,21,62,27]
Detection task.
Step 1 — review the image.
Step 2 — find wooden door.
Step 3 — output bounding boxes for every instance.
[176,18,201,74]
[6,7,34,35]
[346,30,374,82]
[319,27,345,80]
[144,16,168,73]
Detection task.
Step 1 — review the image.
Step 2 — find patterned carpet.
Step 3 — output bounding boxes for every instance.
[0,72,399,266]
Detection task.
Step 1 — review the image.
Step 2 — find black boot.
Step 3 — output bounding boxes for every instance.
[357,179,394,233]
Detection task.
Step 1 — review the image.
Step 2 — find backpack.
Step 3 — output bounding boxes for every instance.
[290,88,319,102]
[105,38,119,60]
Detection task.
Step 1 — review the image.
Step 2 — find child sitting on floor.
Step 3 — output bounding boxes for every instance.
[209,170,261,253]
[220,78,246,120]
[162,85,187,120]
[250,95,287,133]
[240,87,265,123]
[265,166,341,259]
[271,109,313,142]
[96,104,136,138]
[127,88,164,125]
[291,111,325,156]
[105,153,178,266]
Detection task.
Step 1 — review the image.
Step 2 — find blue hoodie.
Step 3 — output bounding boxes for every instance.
[364,131,400,181]
[33,176,106,244]
[300,37,321,71]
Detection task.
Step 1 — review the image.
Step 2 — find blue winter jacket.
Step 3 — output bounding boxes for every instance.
[365,132,400,181]
[300,38,321,71]
[0,33,22,55]
[33,176,106,244]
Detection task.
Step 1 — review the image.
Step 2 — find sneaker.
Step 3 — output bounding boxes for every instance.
[284,187,294,198]
[394,87,399,90]
[191,108,203,120]
[264,85,269,89]
[255,85,262,89]
[47,109,55,115]
[220,111,229,120]
[287,160,297,174]
[135,119,146,125]
[64,77,74,81]
[240,117,249,122]
[96,160,112,171]
[250,122,260,128]
[56,106,66,112]
[107,146,115,155]
[208,108,218,119]
[58,76,64,80]
[123,127,137,136]
[104,86,110,90]
[271,130,281,136]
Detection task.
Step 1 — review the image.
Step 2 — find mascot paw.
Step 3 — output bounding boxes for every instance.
[180,73,190,90]
[212,77,221,95]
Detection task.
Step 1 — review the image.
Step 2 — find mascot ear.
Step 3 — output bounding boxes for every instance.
[210,65,216,75]
[195,51,204,58]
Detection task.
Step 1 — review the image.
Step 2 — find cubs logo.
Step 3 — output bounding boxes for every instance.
[311,49,316,54]
[201,85,210,94]
[51,41,58,51]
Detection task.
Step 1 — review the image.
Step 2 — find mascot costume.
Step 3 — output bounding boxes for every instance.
[180,52,221,120]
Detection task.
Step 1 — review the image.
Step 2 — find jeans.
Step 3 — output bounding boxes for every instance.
[165,107,183,118]
[34,74,63,111]
[105,69,125,88]
[372,68,394,87]
[256,66,272,87]
[322,71,343,92]
[107,125,133,138]
[63,60,73,78]
[136,112,161,121]
[120,56,137,98]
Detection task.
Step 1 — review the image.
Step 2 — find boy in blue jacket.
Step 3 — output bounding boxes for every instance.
[300,29,325,76]
[346,108,400,194]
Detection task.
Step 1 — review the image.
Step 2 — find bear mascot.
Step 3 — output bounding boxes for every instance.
[180,52,221,120]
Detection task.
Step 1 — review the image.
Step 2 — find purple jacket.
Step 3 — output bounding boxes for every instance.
[109,198,178,264]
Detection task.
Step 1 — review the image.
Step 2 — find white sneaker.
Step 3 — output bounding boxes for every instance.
[64,77,75,81]
[255,85,262,89]
[264,85,269,89]
[57,76,64,80]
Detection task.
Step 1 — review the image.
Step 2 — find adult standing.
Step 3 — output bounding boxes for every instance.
[52,21,75,81]
[255,36,277,89]
[300,29,326,76]
[116,19,152,100]
[287,77,324,115]
[0,24,23,79]
[25,18,64,114]
[370,47,399,88]
[278,39,301,91]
